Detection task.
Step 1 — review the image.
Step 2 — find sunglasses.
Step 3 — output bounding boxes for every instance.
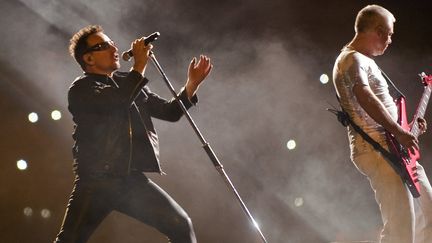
[84,40,116,53]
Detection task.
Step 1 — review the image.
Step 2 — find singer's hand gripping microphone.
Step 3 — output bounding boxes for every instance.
[121,32,160,61]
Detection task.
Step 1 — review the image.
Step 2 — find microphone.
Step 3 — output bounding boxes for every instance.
[122,32,160,61]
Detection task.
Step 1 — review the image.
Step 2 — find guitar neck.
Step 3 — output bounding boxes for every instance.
[411,84,432,137]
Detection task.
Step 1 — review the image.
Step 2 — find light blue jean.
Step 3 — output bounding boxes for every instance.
[353,152,432,243]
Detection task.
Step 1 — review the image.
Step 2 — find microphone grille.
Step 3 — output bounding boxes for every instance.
[121,51,132,61]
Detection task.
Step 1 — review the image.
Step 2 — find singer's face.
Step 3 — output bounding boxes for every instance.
[84,32,120,75]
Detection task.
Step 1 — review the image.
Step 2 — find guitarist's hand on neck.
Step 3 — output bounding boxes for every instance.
[416,117,427,136]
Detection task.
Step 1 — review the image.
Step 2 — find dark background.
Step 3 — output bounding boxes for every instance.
[1,0,432,242]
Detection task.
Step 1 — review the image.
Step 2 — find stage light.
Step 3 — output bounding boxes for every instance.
[286,139,296,150]
[320,74,329,84]
[23,207,33,217]
[41,209,51,219]
[17,159,28,170]
[28,112,38,123]
[294,197,304,207]
[51,110,62,120]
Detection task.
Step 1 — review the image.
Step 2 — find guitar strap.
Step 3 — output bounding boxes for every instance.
[379,68,405,99]
[329,68,405,176]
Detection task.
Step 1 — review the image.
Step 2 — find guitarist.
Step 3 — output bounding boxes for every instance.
[332,5,432,243]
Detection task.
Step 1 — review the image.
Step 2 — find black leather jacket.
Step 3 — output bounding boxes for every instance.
[68,70,196,177]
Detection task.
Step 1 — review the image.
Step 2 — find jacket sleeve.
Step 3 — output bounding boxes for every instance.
[68,71,148,115]
[136,85,198,122]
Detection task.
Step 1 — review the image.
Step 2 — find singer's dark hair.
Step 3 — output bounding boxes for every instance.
[69,25,104,70]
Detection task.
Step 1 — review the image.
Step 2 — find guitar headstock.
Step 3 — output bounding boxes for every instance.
[419,72,432,86]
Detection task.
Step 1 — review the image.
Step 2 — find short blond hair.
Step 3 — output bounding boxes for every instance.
[355,5,395,33]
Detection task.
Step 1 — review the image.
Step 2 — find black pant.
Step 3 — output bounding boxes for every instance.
[55,173,196,243]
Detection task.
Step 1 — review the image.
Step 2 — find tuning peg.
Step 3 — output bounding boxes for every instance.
[418,72,426,78]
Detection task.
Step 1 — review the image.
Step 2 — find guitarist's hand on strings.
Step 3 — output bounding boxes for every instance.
[394,129,419,153]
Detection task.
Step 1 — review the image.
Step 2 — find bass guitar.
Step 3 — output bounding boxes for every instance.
[385,73,432,198]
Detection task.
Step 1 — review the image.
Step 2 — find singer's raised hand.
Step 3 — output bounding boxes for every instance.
[185,55,213,99]
[131,38,153,75]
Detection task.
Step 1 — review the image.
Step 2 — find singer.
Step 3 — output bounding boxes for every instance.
[54,25,212,243]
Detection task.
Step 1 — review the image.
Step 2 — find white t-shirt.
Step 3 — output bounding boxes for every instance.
[333,46,398,158]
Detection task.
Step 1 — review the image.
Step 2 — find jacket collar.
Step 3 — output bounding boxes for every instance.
[83,72,114,84]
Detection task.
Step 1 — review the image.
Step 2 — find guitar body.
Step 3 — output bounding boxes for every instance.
[385,96,420,198]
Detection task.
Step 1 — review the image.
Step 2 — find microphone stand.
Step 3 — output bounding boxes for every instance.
[149,52,268,243]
